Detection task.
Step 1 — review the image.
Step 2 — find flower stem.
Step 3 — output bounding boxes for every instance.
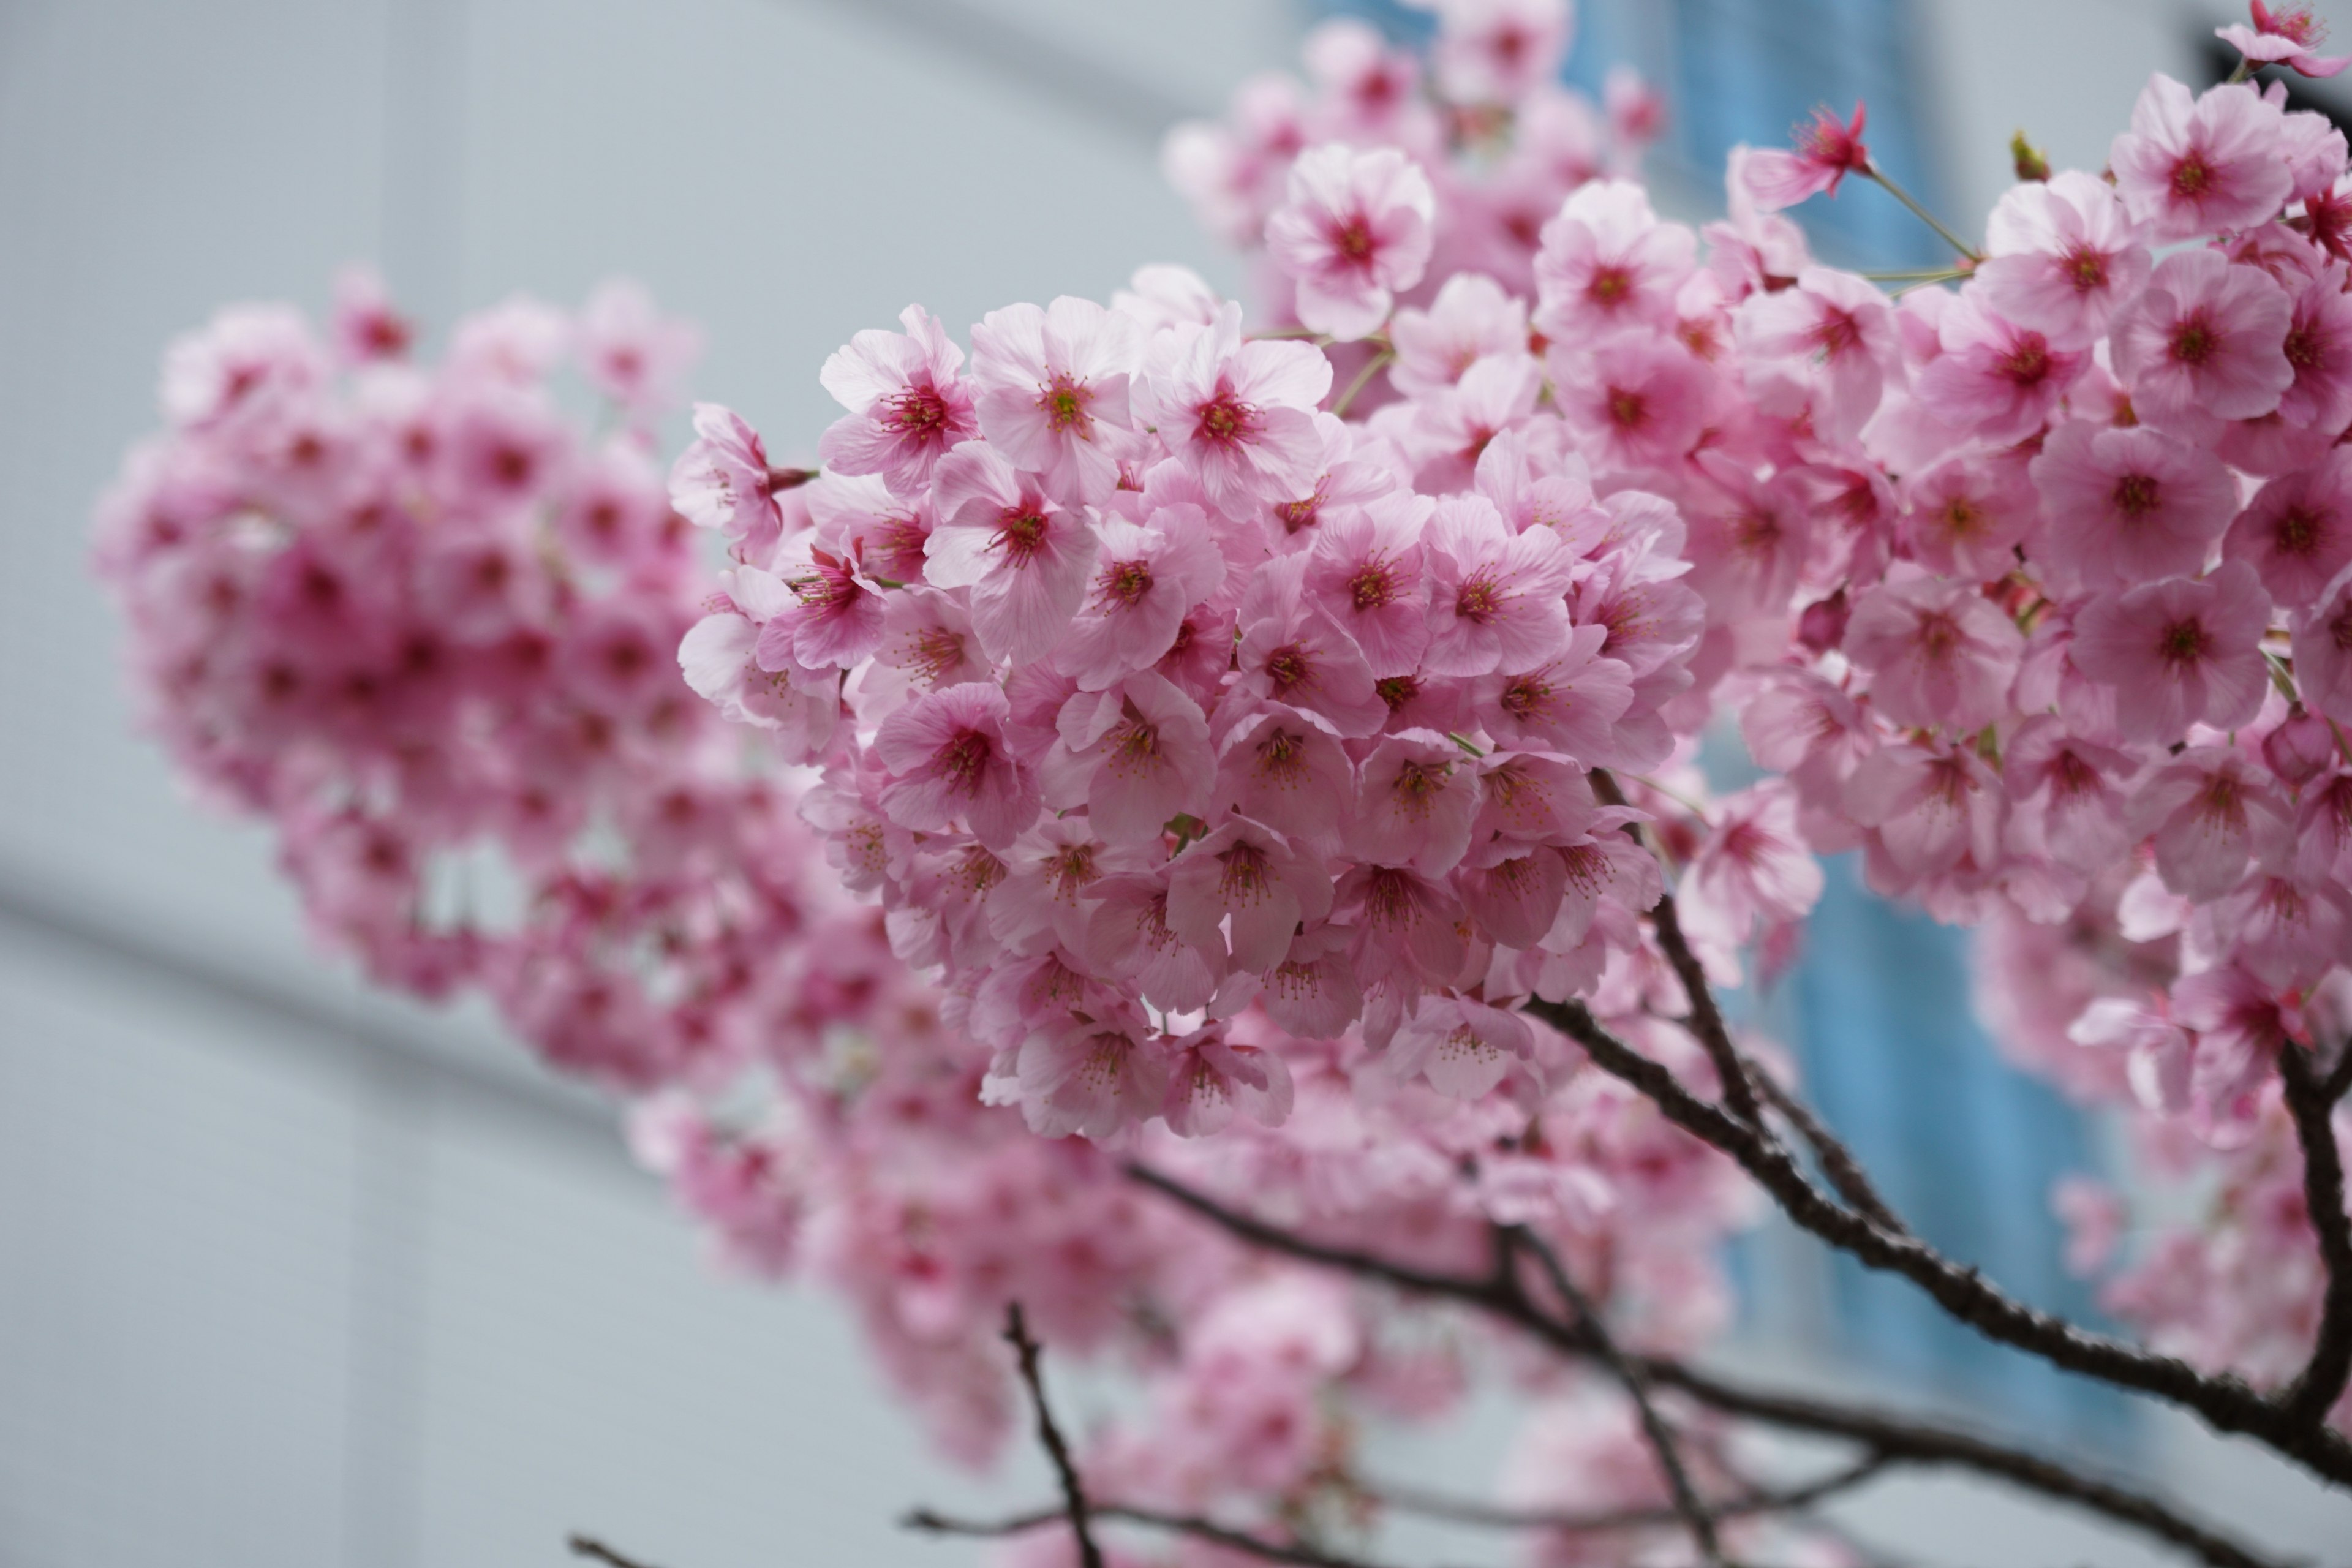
[1863,164,1981,262]
[1329,347,1396,418]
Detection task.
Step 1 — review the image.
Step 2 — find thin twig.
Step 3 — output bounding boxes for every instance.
[1860,165,1981,261]
[1124,1163,2291,1568]
[1003,1303,1105,1568]
[1365,1455,1885,1531]
[1501,1227,1725,1564]
[1330,348,1396,418]
[906,1502,1421,1568]
[2277,1044,2352,1425]
[568,1536,662,1568]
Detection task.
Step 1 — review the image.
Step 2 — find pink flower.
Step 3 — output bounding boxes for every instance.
[1232,556,1390,737]
[1166,816,1333,973]
[1161,1029,1294,1137]
[2129,745,2295,899]
[1471,625,1636,764]
[1733,265,1901,441]
[670,402,784,545]
[1741,103,1870,213]
[1136,304,1332,513]
[2218,1,2351,78]
[160,304,326,428]
[330,268,412,365]
[1845,739,2005,888]
[2225,449,2352,606]
[1384,996,1537,1101]
[1421,494,1575,677]
[2071,562,2274,742]
[576,280,701,415]
[1265,145,1436,341]
[1532,180,1697,341]
[1057,503,1226,691]
[1678,782,1824,951]
[970,297,1142,505]
[766,538,888,670]
[1055,673,1216,846]
[1547,333,1712,470]
[1214,704,1359,848]
[818,304,979,491]
[1348,730,1480,877]
[2002,715,2137,873]
[2109,249,2294,433]
[1016,1010,1167,1140]
[1901,450,2039,581]
[1844,564,2025,733]
[1975,172,2152,344]
[1333,864,1470,989]
[873,681,1041,848]
[2026,421,2239,589]
[926,442,1099,665]
[1389,273,1529,399]
[1911,290,2087,444]
[1303,491,1432,676]
[2291,562,2352,722]
[1430,0,1571,104]
[2277,262,2352,432]
[2109,76,2292,242]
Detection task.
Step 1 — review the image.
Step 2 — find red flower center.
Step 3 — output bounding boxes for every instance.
[2112,472,2161,518]
[2157,616,2211,668]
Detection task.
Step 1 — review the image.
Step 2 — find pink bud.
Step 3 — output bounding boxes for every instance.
[2262,706,2337,785]
[1798,590,1850,654]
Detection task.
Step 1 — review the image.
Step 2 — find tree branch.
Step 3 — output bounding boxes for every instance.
[1365,1455,1885,1532]
[2276,1042,2352,1427]
[1529,995,2352,1488]
[568,1536,662,1568]
[1003,1302,1105,1568]
[1499,1226,1726,1564]
[1125,1163,2291,1568]
[906,1502,1425,1568]
[1750,1066,1910,1237]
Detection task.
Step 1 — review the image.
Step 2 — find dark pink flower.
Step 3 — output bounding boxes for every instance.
[873,681,1041,848]
[2224,448,2352,606]
[2290,562,2352,722]
[1912,290,2087,444]
[2109,249,2294,433]
[926,441,1099,666]
[1844,564,2025,733]
[2026,420,2239,589]
[2218,1,2351,78]
[2071,562,2274,742]
[1741,102,1870,213]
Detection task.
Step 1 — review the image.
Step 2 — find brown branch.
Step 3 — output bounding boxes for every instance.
[1751,1066,1910,1237]
[2277,1043,2352,1426]
[1125,1163,2290,1568]
[1499,1226,1725,1564]
[568,1536,662,1568]
[905,1502,1426,1568]
[1589,769,1766,1131]
[1529,995,2352,1488]
[1365,1455,1885,1532]
[1001,1303,1106,1568]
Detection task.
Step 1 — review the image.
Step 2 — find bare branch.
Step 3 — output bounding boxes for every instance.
[1500,1226,1725,1564]
[1751,1066,1910,1237]
[1003,1302,1105,1568]
[568,1536,662,1568]
[1126,1163,2293,1568]
[1365,1455,1885,1532]
[1529,995,2352,1488]
[906,1502,1425,1568]
[2276,1043,2352,1425]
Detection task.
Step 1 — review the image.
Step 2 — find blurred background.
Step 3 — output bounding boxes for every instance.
[2,0,2350,1563]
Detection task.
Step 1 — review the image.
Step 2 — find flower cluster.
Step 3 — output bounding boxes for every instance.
[91,276,859,1094]
[678,0,2352,1434]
